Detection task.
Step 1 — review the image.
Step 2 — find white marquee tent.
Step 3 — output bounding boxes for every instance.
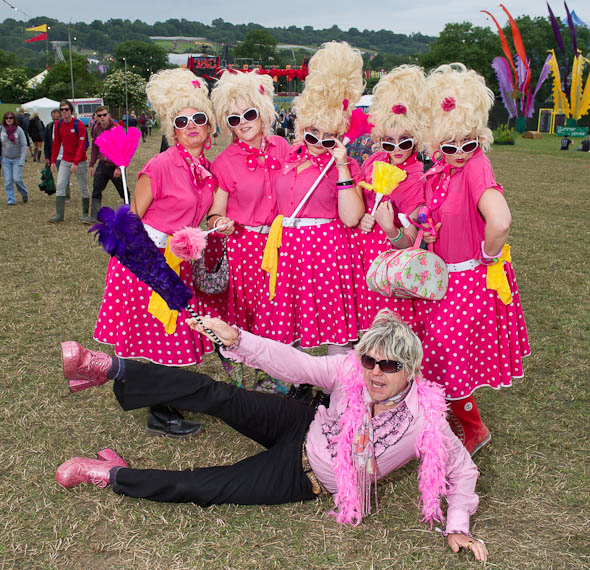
[21,97,60,126]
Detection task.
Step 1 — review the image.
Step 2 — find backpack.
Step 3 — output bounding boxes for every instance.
[58,118,89,150]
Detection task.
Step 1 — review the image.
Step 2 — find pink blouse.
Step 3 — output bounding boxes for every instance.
[211,135,290,226]
[139,146,214,235]
[361,151,425,227]
[425,149,503,264]
[275,147,362,218]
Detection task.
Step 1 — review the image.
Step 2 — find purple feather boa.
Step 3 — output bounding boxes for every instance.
[89,205,192,311]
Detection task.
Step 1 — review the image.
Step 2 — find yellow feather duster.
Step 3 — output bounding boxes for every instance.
[359,161,407,215]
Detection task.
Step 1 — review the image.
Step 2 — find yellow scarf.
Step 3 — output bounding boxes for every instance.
[261,215,284,300]
[148,238,183,334]
[486,244,512,305]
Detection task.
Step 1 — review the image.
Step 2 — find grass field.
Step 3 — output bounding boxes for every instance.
[0,131,588,569]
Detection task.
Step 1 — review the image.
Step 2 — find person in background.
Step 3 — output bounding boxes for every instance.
[139,112,148,142]
[49,100,90,223]
[28,112,45,162]
[88,105,126,223]
[560,134,572,150]
[0,111,28,205]
[128,112,138,128]
[15,107,32,160]
[576,135,590,152]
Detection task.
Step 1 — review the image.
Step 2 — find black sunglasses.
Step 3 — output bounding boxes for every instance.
[5,116,14,120]
[440,138,478,156]
[381,138,414,153]
[174,112,208,129]
[60,107,71,112]
[226,107,259,128]
[304,131,336,149]
[361,354,403,374]
[96,112,108,118]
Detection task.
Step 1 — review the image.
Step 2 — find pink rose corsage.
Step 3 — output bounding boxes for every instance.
[441,97,456,111]
[259,84,265,94]
[192,79,201,88]
[342,98,349,111]
[392,104,407,114]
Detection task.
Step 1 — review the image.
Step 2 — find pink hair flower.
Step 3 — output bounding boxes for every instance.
[442,97,456,111]
[342,98,349,111]
[392,104,407,115]
[192,79,201,88]
[259,84,265,94]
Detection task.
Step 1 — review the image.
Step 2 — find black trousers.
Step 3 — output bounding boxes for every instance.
[92,161,125,201]
[112,361,317,506]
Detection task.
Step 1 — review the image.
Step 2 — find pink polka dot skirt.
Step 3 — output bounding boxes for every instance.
[259,220,362,348]
[94,257,215,366]
[419,262,530,400]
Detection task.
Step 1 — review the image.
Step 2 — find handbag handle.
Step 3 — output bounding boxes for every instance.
[410,229,434,252]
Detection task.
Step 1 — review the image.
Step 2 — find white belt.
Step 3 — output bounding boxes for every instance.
[143,223,170,248]
[243,224,272,234]
[282,217,333,228]
[446,258,480,272]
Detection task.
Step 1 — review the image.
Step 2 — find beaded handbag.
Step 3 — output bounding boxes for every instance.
[192,239,229,295]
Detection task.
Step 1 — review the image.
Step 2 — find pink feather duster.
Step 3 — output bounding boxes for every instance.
[169,227,208,261]
[342,108,374,143]
[96,126,141,167]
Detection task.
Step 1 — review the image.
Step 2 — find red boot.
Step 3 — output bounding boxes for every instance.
[448,396,491,456]
[56,449,128,489]
[61,341,113,393]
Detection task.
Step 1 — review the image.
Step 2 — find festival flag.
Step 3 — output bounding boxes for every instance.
[25,24,47,32]
[25,33,47,43]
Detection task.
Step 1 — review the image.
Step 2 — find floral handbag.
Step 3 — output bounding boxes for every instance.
[192,239,229,295]
[366,230,448,301]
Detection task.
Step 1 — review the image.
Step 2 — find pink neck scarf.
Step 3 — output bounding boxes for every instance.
[175,143,216,192]
[423,158,454,215]
[285,143,333,173]
[329,352,449,527]
[236,138,281,172]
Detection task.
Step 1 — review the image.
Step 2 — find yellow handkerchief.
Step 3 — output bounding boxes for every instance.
[261,215,284,301]
[486,244,512,305]
[148,238,183,334]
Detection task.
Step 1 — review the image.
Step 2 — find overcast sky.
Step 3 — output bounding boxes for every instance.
[3,1,586,37]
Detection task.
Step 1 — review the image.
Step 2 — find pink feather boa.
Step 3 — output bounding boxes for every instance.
[328,353,449,526]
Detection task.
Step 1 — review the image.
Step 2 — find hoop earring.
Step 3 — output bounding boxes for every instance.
[433,150,443,162]
[204,135,212,150]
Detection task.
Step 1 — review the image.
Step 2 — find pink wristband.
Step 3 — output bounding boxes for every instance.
[480,240,502,260]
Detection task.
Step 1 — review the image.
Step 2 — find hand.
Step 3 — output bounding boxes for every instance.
[70,163,78,173]
[374,201,396,235]
[45,158,50,166]
[186,316,239,346]
[89,166,94,177]
[423,222,441,244]
[213,216,234,236]
[50,163,56,175]
[329,139,349,167]
[114,168,121,178]
[358,213,375,233]
[447,533,488,563]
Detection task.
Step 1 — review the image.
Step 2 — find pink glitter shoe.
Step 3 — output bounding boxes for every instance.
[61,341,113,393]
[56,450,128,489]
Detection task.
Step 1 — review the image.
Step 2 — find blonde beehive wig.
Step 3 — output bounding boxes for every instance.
[294,41,364,140]
[423,63,495,155]
[210,70,276,138]
[368,65,426,150]
[146,68,216,145]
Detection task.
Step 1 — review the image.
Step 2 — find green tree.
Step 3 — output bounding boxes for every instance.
[419,22,500,89]
[0,67,32,103]
[39,52,101,100]
[101,70,147,113]
[113,40,169,79]
[234,29,278,66]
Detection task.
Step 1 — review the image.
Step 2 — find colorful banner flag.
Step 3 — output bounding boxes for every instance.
[25,32,47,43]
[25,24,47,32]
